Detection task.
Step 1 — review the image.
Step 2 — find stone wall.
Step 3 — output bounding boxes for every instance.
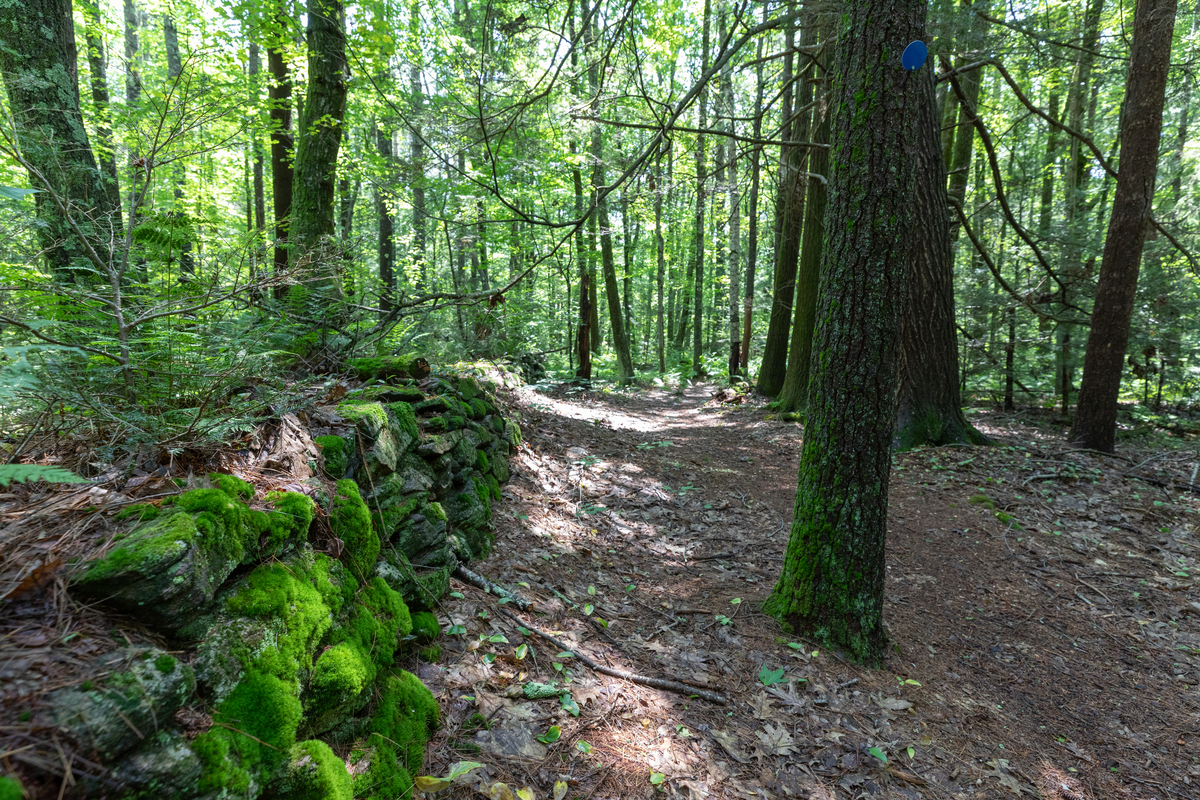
[59,363,519,799]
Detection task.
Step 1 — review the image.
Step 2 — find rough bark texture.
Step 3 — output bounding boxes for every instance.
[266,17,294,284]
[893,68,989,450]
[249,43,266,241]
[377,124,395,314]
[164,15,194,276]
[0,0,120,279]
[690,0,712,378]
[722,13,741,383]
[1070,0,1177,453]
[78,0,122,227]
[763,0,923,666]
[290,0,348,281]
[740,7,767,372]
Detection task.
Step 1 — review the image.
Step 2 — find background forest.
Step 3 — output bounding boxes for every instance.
[0,0,1197,459]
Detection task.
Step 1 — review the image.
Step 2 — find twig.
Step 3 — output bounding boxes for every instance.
[494,607,727,704]
[1075,573,1111,602]
[453,563,534,611]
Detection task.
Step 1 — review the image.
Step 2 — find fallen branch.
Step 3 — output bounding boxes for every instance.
[495,606,727,704]
[453,563,534,611]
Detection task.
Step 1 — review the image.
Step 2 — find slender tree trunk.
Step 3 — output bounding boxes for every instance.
[409,61,426,291]
[740,5,767,372]
[946,0,989,238]
[655,150,667,373]
[691,0,712,378]
[764,0,924,666]
[377,124,395,316]
[722,11,741,382]
[78,0,122,229]
[1070,0,1177,453]
[757,18,814,396]
[267,13,294,290]
[777,8,833,412]
[249,41,266,273]
[164,15,195,277]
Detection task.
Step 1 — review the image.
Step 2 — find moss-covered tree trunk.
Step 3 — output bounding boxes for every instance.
[893,68,989,450]
[0,0,121,280]
[290,0,347,285]
[763,0,923,666]
[1070,0,1177,453]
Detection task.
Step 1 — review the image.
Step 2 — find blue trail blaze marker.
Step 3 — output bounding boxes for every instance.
[902,40,928,71]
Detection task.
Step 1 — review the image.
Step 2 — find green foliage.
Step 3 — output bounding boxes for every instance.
[316,435,349,477]
[0,775,25,800]
[0,464,87,487]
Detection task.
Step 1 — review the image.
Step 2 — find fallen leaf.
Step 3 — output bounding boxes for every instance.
[755,723,798,756]
[984,759,1035,795]
[710,729,752,764]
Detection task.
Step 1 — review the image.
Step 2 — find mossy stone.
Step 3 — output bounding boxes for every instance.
[332,480,379,579]
[349,384,425,404]
[110,731,203,799]
[337,401,389,438]
[264,740,352,800]
[52,647,196,761]
[375,550,449,611]
[468,398,488,419]
[490,452,510,483]
[410,611,439,644]
[504,420,522,449]
[315,435,349,478]
[362,474,424,539]
[414,396,453,415]
[349,355,430,381]
[386,401,420,442]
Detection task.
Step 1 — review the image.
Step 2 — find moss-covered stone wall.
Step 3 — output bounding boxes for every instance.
[59,365,519,800]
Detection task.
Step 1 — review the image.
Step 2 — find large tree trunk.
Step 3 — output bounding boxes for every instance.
[1070,0,1177,453]
[893,68,989,449]
[290,0,348,286]
[776,8,833,413]
[0,0,121,279]
[763,0,923,666]
[267,12,294,289]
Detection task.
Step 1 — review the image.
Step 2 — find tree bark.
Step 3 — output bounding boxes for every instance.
[691,0,711,379]
[655,150,667,374]
[0,0,121,279]
[777,8,833,413]
[722,11,741,382]
[763,0,923,666]
[740,5,767,372]
[893,68,989,449]
[377,124,396,315]
[290,0,348,286]
[1069,0,1177,453]
[78,0,122,229]
[164,15,195,277]
[267,12,294,289]
[249,41,266,261]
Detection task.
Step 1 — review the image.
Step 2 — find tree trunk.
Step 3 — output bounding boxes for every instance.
[740,5,767,372]
[655,150,667,374]
[0,0,121,279]
[164,15,195,277]
[1070,0,1176,453]
[893,68,989,449]
[945,0,989,238]
[249,41,266,266]
[691,0,712,378]
[78,0,122,230]
[757,18,813,397]
[290,0,348,285]
[377,124,395,315]
[722,11,741,382]
[410,59,427,291]
[777,8,833,413]
[763,0,923,666]
[267,14,294,288]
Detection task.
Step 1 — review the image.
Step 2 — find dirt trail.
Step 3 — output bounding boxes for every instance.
[426,382,1200,800]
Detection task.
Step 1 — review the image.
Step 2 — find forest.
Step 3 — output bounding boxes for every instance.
[1,0,1199,796]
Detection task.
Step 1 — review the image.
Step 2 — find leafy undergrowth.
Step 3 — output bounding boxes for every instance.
[422,383,1200,800]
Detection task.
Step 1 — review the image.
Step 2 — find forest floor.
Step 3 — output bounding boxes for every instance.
[424,381,1200,800]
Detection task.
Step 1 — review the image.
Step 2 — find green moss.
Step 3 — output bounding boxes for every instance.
[485,474,502,502]
[114,503,161,523]
[454,376,481,401]
[475,451,490,473]
[386,402,420,442]
[310,642,372,708]
[154,654,177,674]
[262,492,316,556]
[425,502,447,523]
[351,384,425,404]
[423,416,447,433]
[468,398,488,419]
[0,776,24,800]
[176,488,258,565]
[332,480,379,578]
[315,435,349,478]
[78,511,196,585]
[273,740,353,800]
[337,401,389,437]
[350,356,427,381]
[367,671,439,774]
[350,745,412,800]
[410,611,439,644]
[418,645,442,662]
[504,420,522,449]
[968,494,995,511]
[209,473,254,502]
[194,669,302,794]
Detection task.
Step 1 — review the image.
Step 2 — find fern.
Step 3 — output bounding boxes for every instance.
[0,464,88,487]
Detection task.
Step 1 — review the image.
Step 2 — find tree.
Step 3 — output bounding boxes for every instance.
[1069,0,1177,453]
[290,0,348,277]
[0,0,122,279]
[763,0,923,665]
[893,65,988,449]
[266,9,294,285]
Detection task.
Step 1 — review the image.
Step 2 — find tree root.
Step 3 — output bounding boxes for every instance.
[453,564,728,704]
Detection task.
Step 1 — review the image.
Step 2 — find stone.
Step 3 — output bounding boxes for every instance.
[111,731,203,799]
[52,647,196,761]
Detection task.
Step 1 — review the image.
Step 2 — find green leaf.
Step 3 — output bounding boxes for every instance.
[650,771,666,785]
[447,625,466,636]
[758,665,786,686]
[561,693,580,716]
[903,679,922,686]
[583,603,594,615]
[730,597,742,605]
[868,746,887,763]
[576,740,593,754]
[449,591,465,599]
[556,651,574,659]
[0,186,39,200]
[536,725,562,744]
[517,626,532,636]
[0,464,87,488]
[487,634,509,644]
[447,761,485,781]
[515,643,529,660]
[907,747,915,759]
[588,585,596,596]
[481,653,496,664]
